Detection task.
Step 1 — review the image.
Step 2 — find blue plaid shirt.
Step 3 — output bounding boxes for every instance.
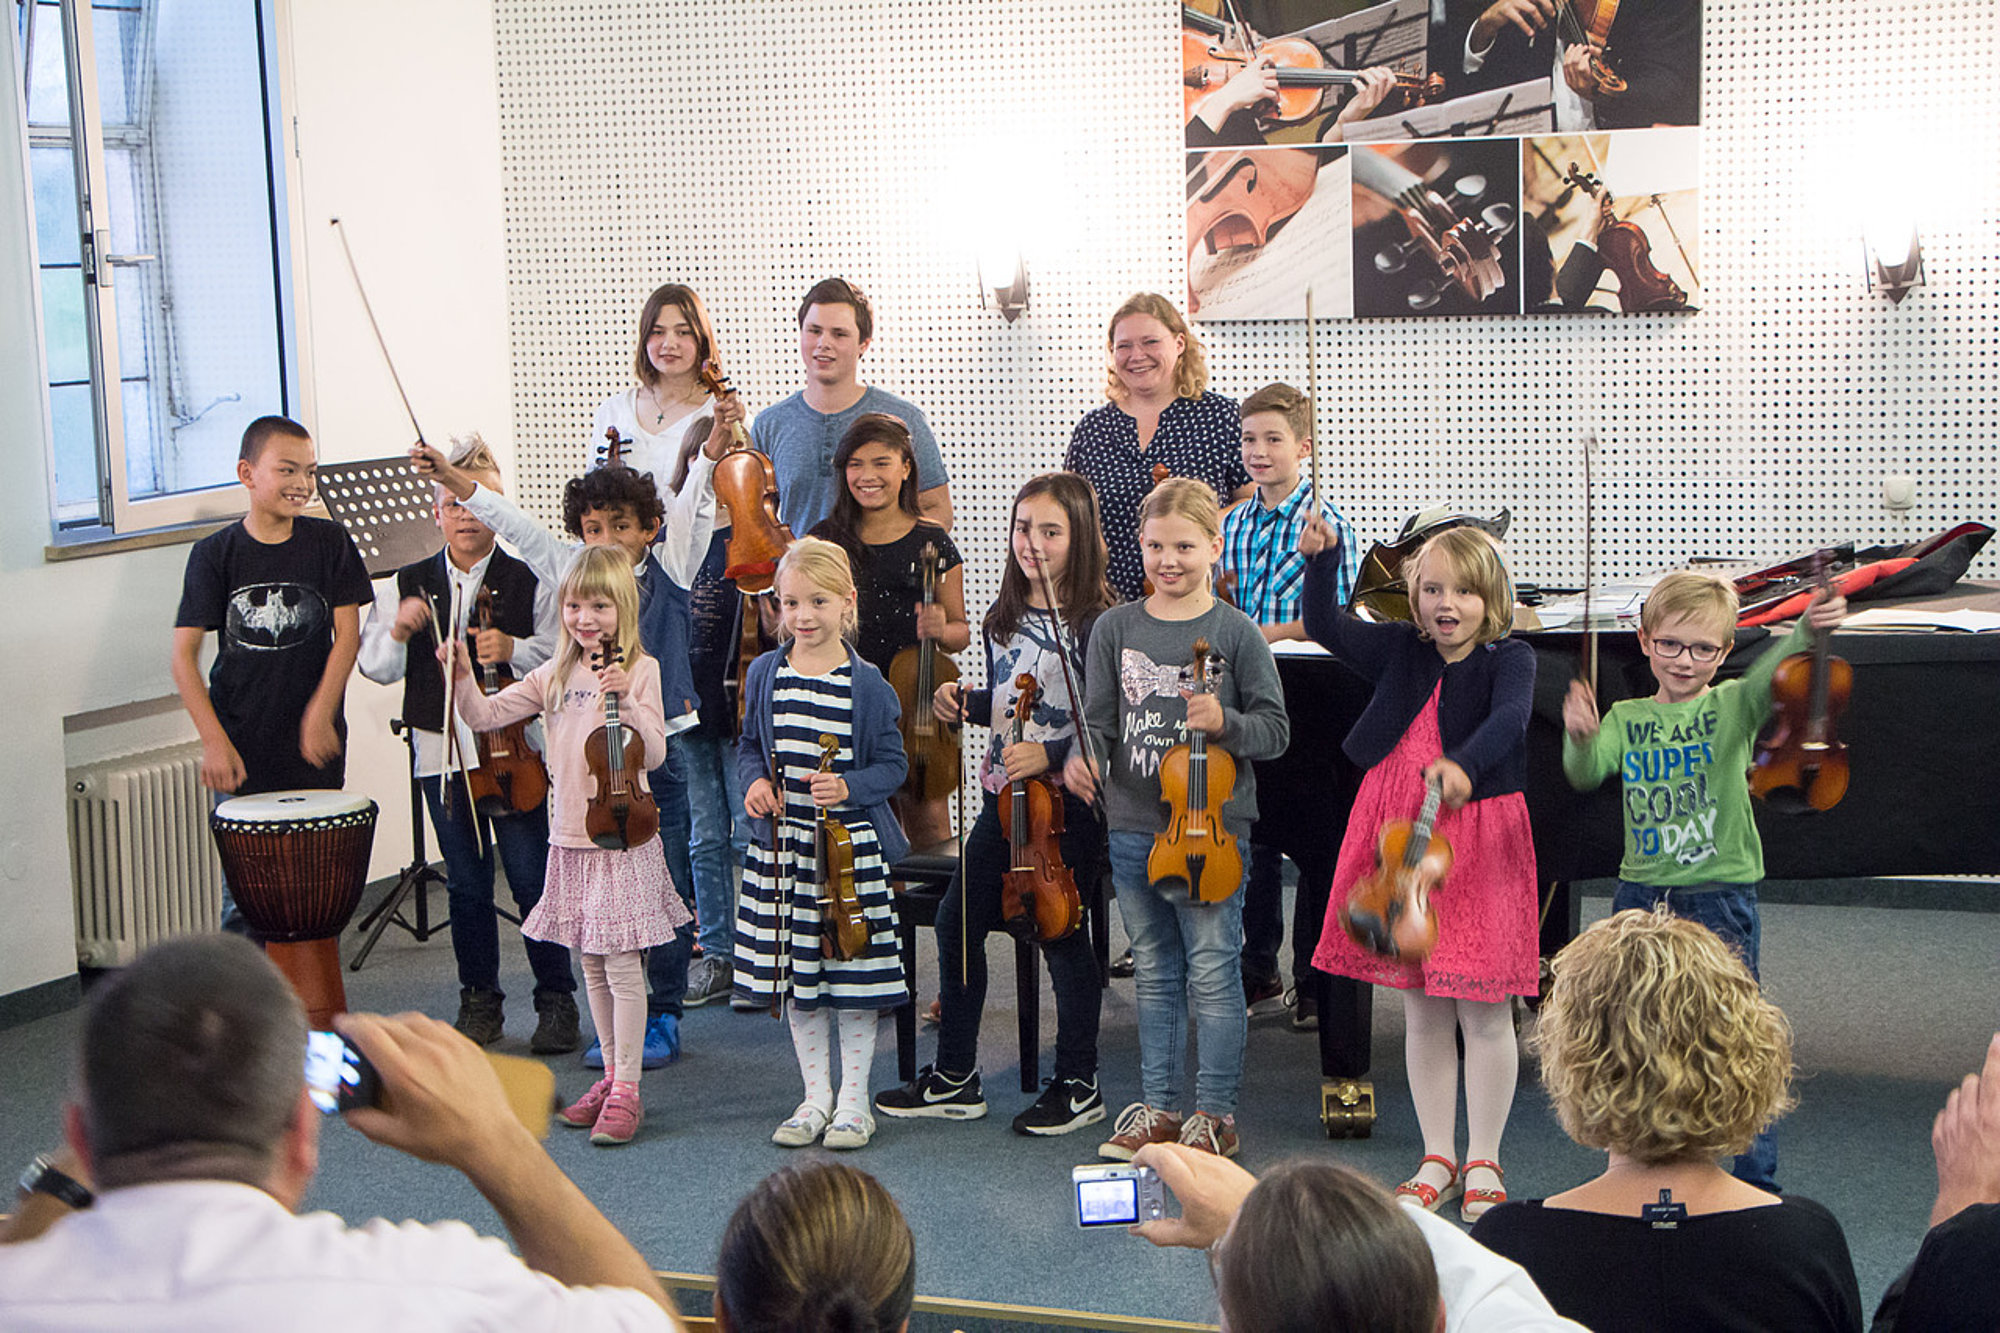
[1221,480,1360,626]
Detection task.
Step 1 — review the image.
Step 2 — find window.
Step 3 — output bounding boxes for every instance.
[12,0,299,534]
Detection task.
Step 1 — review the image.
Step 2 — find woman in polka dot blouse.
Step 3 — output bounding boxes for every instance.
[1063,293,1252,602]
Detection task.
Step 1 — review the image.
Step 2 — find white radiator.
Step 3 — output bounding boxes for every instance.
[67,742,222,967]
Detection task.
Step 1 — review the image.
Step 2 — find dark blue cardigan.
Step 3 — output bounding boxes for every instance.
[734,644,911,865]
[1301,551,1535,800]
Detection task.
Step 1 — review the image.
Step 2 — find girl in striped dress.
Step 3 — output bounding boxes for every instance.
[735,537,911,1150]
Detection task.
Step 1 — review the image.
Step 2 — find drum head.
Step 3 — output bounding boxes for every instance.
[214,790,374,823]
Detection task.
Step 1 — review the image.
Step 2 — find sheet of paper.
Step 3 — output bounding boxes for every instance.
[1839,607,2000,633]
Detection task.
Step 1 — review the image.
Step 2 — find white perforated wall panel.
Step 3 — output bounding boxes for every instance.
[494,0,2000,638]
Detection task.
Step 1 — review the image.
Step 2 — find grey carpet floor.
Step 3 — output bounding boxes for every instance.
[3,880,1995,1328]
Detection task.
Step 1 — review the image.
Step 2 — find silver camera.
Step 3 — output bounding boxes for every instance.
[1072,1163,1165,1228]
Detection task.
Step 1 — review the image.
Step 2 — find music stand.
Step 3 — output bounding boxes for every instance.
[350,718,452,969]
[1343,79,1557,142]
[316,456,443,578]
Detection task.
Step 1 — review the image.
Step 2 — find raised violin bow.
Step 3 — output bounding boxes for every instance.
[330,218,429,448]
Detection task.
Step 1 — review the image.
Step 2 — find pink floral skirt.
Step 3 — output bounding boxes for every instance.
[1312,690,1540,1002]
[525,839,689,955]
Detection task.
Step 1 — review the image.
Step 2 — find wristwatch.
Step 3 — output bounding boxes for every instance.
[18,1155,93,1210]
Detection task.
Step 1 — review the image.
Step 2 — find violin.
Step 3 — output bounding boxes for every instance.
[1563,165,1687,313]
[998,674,1083,943]
[699,358,793,594]
[582,643,659,850]
[888,541,962,802]
[463,587,549,817]
[810,734,869,961]
[1182,30,1443,128]
[1750,552,1851,813]
[1340,775,1448,961]
[1557,0,1627,98]
[1148,638,1243,902]
[1352,146,1516,313]
[1185,147,1319,315]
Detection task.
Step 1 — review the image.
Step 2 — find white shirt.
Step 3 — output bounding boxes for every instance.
[0,1180,674,1333]
[1410,1207,1591,1332]
[357,546,558,778]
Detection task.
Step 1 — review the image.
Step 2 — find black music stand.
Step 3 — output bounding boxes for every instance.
[350,718,450,968]
[316,456,443,578]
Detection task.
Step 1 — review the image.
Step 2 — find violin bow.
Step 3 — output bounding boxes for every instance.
[768,736,789,1020]
[433,586,463,820]
[1028,542,1109,824]
[1579,432,1599,698]
[1304,286,1322,505]
[329,218,429,448]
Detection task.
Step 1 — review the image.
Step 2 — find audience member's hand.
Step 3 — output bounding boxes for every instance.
[1130,1142,1258,1250]
[1931,1032,2000,1227]
[337,1011,526,1172]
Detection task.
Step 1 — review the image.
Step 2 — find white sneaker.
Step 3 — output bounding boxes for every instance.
[771,1102,829,1148]
[823,1109,877,1150]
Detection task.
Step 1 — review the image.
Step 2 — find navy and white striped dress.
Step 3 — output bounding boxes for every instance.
[733,659,905,1010]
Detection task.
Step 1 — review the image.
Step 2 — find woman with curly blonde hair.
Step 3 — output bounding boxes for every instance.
[1469,910,1862,1331]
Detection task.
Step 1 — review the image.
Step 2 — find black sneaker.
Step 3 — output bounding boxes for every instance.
[873,1065,988,1120]
[1109,947,1135,979]
[1013,1075,1107,1136]
[1244,975,1285,1016]
[530,990,581,1054]
[1288,988,1319,1032]
[454,986,505,1046]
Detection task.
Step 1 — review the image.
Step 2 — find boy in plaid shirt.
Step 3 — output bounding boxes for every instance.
[1220,383,1359,1024]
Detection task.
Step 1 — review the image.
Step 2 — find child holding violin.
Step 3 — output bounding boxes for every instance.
[1222,382,1361,1023]
[414,410,734,1068]
[1299,521,1539,1224]
[807,411,969,850]
[358,434,577,1053]
[1067,478,1290,1161]
[874,472,1119,1136]
[1562,571,1846,1192]
[735,537,911,1152]
[450,545,687,1147]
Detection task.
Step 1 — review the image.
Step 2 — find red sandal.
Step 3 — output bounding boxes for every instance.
[1394,1154,1462,1212]
[1460,1159,1507,1223]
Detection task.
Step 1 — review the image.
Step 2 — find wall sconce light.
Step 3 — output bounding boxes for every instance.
[1865,218,1924,304]
[979,250,1029,323]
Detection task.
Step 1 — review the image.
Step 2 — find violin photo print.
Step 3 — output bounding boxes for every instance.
[1182,0,1701,318]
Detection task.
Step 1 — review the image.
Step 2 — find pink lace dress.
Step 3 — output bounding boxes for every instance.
[1312,686,1540,1001]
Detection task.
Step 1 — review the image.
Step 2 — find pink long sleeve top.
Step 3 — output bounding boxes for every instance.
[454,653,668,849]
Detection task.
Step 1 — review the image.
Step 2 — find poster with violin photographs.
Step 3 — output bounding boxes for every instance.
[1181,0,1702,320]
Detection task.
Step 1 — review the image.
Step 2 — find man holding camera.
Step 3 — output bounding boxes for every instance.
[0,935,681,1331]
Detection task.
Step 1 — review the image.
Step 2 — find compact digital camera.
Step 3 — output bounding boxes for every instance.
[1072,1163,1165,1228]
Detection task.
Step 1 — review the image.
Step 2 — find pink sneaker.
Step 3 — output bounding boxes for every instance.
[590,1082,644,1145]
[559,1076,613,1128]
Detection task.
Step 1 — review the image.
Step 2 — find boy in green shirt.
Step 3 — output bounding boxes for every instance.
[1562,570,1845,1190]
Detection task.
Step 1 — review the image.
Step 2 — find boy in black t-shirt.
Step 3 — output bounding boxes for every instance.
[172,416,371,800]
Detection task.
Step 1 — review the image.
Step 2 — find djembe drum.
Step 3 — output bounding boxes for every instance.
[210,790,378,1027]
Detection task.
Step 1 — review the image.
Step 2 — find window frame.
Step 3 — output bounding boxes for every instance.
[17,0,315,540]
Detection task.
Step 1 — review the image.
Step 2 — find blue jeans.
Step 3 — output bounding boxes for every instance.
[644,747,697,1017]
[1613,880,1777,1190]
[1108,830,1248,1117]
[679,727,749,959]
[422,777,573,996]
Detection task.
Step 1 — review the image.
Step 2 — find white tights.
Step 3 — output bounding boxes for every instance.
[1403,990,1518,1172]
[579,950,647,1085]
[788,1005,881,1121]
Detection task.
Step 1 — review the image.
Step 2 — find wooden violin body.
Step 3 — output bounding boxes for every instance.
[888,541,962,802]
[1149,639,1243,902]
[1181,31,1443,127]
[1341,779,1448,961]
[810,734,868,961]
[464,588,549,817]
[1186,147,1319,314]
[1564,165,1685,312]
[700,359,793,593]
[583,645,659,850]
[1750,552,1851,813]
[998,674,1083,943]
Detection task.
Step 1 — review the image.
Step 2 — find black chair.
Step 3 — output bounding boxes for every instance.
[889,848,1048,1093]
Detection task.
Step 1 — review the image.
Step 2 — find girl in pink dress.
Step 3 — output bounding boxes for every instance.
[1298,523,1538,1224]
[452,544,689,1146]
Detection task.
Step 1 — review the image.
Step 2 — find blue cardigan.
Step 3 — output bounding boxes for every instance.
[1301,551,1535,800]
[734,644,912,865]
